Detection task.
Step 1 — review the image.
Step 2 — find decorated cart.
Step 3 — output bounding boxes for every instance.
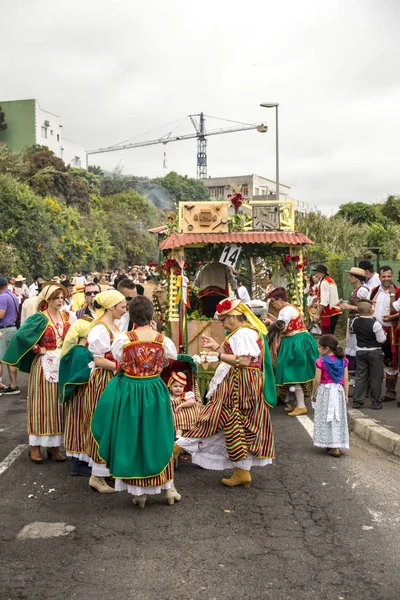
[149,198,313,397]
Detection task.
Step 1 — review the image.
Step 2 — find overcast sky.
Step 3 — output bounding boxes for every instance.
[2,0,400,212]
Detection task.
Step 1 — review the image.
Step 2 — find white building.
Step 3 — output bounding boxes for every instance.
[0,99,86,168]
[202,174,290,201]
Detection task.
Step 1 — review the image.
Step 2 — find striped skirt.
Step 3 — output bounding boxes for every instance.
[64,385,89,457]
[85,368,114,464]
[182,367,274,464]
[171,400,202,431]
[27,355,63,440]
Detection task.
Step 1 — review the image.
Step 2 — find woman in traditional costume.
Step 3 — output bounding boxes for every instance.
[174,298,276,489]
[59,316,94,476]
[91,296,178,508]
[83,290,127,493]
[3,283,71,463]
[267,288,319,416]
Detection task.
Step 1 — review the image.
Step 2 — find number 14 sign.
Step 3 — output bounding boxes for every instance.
[219,244,242,269]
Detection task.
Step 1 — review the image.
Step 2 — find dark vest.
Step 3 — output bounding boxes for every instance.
[352,317,381,348]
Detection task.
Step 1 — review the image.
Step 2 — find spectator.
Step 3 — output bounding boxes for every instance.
[359,260,380,291]
[76,283,101,319]
[116,278,144,332]
[0,276,20,394]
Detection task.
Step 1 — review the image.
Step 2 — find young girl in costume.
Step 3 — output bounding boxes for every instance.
[168,372,200,438]
[312,334,349,457]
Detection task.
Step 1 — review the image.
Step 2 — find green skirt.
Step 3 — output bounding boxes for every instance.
[275,331,319,386]
[91,372,174,479]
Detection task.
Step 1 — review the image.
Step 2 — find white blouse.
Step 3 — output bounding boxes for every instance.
[111,332,178,362]
[87,324,113,357]
[228,327,260,358]
[278,305,299,325]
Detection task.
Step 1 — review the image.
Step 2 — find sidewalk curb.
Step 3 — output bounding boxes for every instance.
[348,409,400,457]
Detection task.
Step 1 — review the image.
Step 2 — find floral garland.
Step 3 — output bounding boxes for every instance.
[280,254,309,305]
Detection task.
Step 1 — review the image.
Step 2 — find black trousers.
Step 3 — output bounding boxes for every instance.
[353,349,384,407]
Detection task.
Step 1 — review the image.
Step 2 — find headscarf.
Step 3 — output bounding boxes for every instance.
[60,318,93,358]
[215,298,268,335]
[90,290,126,324]
[36,282,68,312]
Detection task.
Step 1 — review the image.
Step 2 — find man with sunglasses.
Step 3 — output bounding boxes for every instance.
[75,283,101,319]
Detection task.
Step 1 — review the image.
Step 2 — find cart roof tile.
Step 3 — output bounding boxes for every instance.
[159,231,314,250]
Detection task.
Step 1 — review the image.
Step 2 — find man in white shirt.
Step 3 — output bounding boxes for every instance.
[370,265,400,402]
[359,260,380,292]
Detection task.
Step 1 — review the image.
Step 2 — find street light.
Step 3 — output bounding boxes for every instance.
[260,102,279,200]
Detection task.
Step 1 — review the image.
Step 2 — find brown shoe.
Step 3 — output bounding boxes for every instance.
[222,468,252,488]
[47,447,66,462]
[288,407,308,417]
[29,446,43,464]
[328,448,341,457]
[284,404,296,412]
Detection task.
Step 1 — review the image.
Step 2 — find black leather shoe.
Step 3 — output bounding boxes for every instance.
[381,396,396,402]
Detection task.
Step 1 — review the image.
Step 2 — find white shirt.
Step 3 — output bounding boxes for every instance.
[356,317,387,351]
[365,272,380,291]
[28,283,39,298]
[372,286,391,327]
[72,276,87,286]
[237,285,251,304]
[318,278,340,308]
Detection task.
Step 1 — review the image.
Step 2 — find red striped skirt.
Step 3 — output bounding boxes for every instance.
[85,368,114,463]
[64,385,88,454]
[183,367,274,463]
[27,355,63,436]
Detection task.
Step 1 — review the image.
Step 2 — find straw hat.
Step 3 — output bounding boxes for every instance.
[215,298,242,316]
[345,267,366,278]
[14,275,26,282]
[168,372,187,387]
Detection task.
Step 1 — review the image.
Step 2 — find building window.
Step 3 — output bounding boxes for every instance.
[209,186,225,198]
[57,134,60,141]
[241,185,249,197]
[41,126,47,139]
[74,156,81,168]
[50,130,53,136]
[255,187,259,196]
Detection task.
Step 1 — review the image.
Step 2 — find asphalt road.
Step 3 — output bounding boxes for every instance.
[1,374,400,600]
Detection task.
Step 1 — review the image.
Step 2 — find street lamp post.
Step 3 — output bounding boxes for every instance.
[260,103,279,200]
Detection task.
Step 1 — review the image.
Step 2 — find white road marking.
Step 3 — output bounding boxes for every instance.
[0,444,27,476]
[295,414,314,438]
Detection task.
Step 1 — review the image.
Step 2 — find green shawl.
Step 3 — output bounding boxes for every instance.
[59,344,94,404]
[2,312,48,373]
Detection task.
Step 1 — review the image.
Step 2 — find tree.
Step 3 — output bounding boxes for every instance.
[151,171,210,205]
[88,164,103,176]
[0,106,7,132]
[296,211,368,262]
[381,195,400,224]
[337,202,381,225]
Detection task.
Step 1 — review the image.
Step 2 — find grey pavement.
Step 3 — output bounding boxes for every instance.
[1,374,400,599]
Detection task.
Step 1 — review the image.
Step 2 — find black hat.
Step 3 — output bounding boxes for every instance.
[358,260,374,271]
[312,264,328,274]
[61,279,73,288]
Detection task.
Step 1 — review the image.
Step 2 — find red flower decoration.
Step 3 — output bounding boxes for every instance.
[184,262,189,268]
[174,268,181,275]
[216,298,233,313]
[297,264,304,270]
[303,258,309,267]
[284,254,292,261]
[167,216,174,222]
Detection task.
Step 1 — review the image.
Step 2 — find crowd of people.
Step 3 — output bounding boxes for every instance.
[0,257,397,507]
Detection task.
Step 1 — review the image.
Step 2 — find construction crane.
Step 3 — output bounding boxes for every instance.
[87,113,268,179]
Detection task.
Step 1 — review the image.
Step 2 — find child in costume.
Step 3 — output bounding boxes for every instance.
[168,371,201,438]
[312,334,349,457]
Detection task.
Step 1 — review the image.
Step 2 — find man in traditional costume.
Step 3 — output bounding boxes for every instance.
[174,298,276,489]
[313,265,342,334]
[370,265,400,402]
